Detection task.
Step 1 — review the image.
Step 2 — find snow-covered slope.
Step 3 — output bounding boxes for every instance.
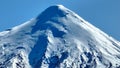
[0,5,120,68]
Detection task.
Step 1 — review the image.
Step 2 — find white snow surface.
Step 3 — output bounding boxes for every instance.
[0,5,120,68]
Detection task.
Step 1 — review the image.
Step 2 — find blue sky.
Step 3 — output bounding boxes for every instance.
[0,0,120,41]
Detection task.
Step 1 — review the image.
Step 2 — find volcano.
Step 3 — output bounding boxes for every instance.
[0,5,120,68]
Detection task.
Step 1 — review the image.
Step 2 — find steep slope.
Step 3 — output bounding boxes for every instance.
[0,5,120,68]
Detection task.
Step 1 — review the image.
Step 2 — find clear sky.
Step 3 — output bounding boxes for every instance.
[0,0,120,41]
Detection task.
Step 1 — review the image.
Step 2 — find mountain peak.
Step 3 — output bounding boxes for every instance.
[44,5,67,13]
[33,5,70,33]
[37,5,69,19]
[48,5,65,10]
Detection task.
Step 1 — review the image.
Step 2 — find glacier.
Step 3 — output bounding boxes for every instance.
[0,5,120,68]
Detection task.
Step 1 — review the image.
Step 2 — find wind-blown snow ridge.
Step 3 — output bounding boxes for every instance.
[0,5,120,68]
